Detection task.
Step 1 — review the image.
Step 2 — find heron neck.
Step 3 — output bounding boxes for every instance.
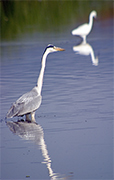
[89,14,93,29]
[37,51,48,95]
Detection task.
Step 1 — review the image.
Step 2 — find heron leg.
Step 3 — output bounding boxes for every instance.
[31,112,36,122]
[82,36,86,44]
[25,114,31,121]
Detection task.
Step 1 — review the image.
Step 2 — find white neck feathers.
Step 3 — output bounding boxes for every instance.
[89,13,94,29]
[37,50,49,95]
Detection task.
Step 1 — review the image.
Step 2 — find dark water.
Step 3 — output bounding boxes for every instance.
[0,18,113,179]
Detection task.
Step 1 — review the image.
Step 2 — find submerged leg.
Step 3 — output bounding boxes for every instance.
[31,112,36,122]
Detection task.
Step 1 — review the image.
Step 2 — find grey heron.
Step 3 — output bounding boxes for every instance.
[6,44,65,122]
[71,10,97,43]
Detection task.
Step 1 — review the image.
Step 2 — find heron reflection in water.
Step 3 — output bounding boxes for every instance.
[6,44,65,122]
[73,42,98,66]
[72,10,97,44]
[6,120,62,179]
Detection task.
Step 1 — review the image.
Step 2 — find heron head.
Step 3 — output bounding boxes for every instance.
[45,44,65,54]
[91,10,97,18]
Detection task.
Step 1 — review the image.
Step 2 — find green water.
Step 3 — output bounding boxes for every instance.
[1,0,113,40]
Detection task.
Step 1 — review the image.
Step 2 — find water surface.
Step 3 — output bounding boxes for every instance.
[0,17,113,179]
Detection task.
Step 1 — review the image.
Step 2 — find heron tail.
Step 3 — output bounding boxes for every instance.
[6,104,18,118]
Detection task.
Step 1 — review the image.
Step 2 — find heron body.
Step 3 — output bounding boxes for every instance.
[72,10,97,43]
[7,44,65,121]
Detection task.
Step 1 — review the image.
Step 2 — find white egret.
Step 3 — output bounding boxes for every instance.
[7,44,65,122]
[71,10,97,43]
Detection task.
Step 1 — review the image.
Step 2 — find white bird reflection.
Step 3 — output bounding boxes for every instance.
[6,120,63,180]
[73,42,98,66]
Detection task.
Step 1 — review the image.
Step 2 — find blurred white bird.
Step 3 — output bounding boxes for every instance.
[72,10,97,43]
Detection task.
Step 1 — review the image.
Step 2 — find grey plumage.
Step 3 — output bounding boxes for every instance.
[7,86,42,118]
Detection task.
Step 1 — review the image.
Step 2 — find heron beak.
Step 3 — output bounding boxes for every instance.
[54,46,65,51]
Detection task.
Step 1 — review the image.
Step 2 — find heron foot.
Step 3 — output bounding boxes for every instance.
[31,112,36,122]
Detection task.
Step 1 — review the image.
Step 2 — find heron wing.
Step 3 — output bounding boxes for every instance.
[7,86,42,118]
